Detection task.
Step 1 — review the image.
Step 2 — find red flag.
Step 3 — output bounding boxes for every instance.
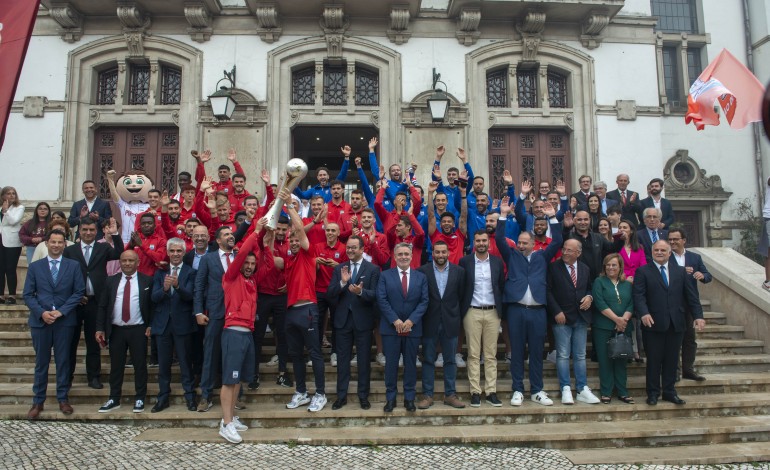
[0,0,41,150]
[685,49,765,131]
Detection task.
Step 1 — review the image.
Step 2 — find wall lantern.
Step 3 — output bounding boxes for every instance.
[427,68,450,123]
[208,66,238,120]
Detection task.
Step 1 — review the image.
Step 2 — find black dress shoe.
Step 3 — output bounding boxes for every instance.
[383,400,396,412]
[404,399,416,412]
[359,397,371,410]
[186,401,197,411]
[151,401,169,413]
[332,398,347,410]
[682,372,706,381]
[662,394,686,405]
[646,396,658,406]
[88,378,104,390]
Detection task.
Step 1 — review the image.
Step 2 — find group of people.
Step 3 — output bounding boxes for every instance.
[15,139,712,445]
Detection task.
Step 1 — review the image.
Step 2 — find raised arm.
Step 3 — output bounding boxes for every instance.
[283,188,309,251]
[427,181,438,236]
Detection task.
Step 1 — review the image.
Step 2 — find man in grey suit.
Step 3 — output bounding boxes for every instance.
[193,226,236,412]
[417,241,466,409]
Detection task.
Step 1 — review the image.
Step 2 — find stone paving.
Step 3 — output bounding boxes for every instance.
[1,420,769,470]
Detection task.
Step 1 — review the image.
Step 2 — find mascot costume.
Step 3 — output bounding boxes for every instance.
[105,170,152,244]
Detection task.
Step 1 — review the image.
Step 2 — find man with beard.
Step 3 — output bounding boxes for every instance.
[129,213,167,277]
[564,211,624,280]
[515,180,568,235]
[193,148,245,197]
[294,147,350,203]
[133,189,163,232]
[354,208,390,267]
[427,180,467,264]
[485,213,517,260]
[303,196,329,246]
[432,145,473,219]
[640,178,674,229]
[69,180,111,240]
[326,180,351,225]
[339,189,366,240]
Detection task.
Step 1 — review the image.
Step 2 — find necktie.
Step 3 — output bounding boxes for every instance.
[83,245,91,264]
[569,264,577,288]
[122,276,132,322]
[50,259,59,284]
[401,270,408,297]
[224,252,232,268]
[660,265,668,287]
[621,191,627,205]
[651,230,658,243]
[171,266,179,295]
[351,262,358,283]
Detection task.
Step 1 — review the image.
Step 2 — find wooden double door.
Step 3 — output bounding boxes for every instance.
[92,127,179,199]
[488,129,572,200]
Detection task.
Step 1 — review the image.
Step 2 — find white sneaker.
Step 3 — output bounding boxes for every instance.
[308,393,327,412]
[399,354,404,367]
[455,353,466,368]
[330,353,338,367]
[510,391,524,406]
[376,353,386,366]
[265,324,272,334]
[505,353,511,364]
[350,355,357,366]
[532,391,553,406]
[576,386,601,404]
[434,353,444,368]
[306,359,312,366]
[232,416,248,431]
[286,391,311,409]
[415,356,422,367]
[267,355,279,366]
[561,386,574,405]
[219,421,242,444]
[546,350,557,364]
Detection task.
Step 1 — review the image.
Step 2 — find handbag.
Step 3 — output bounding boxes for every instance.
[607,332,634,360]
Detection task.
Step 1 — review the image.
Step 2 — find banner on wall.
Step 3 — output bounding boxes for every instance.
[0,0,41,150]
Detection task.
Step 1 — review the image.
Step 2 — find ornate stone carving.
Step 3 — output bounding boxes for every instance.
[255,3,282,44]
[456,8,481,46]
[320,5,349,59]
[564,113,574,130]
[184,1,213,43]
[290,110,300,125]
[48,3,84,43]
[519,11,546,34]
[516,11,545,62]
[581,11,610,49]
[125,32,145,57]
[370,110,379,128]
[488,112,497,128]
[117,2,151,57]
[171,110,180,126]
[88,110,100,127]
[386,5,411,45]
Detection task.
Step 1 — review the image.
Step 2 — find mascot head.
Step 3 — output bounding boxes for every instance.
[116,173,153,203]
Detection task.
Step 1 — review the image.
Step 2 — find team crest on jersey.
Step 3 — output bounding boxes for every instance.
[334,252,340,259]
[192,212,197,218]
[224,188,229,194]
[149,244,155,250]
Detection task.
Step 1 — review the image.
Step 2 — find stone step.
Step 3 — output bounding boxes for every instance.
[3,393,770,432]
[562,442,770,466]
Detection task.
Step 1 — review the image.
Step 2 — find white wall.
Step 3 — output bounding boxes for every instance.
[592,43,660,106]
[13,36,96,101]
[1,113,63,201]
[596,115,663,190]
[619,0,652,16]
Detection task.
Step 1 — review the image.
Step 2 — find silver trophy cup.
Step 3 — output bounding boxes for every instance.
[266,158,308,229]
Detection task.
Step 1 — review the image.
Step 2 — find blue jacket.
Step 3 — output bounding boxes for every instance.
[24,257,85,328]
[377,267,428,337]
[193,251,226,319]
[293,159,350,202]
[151,264,197,336]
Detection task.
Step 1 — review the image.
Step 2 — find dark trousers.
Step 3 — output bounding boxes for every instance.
[681,310,698,374]
[69,297,101,383]
[335,313,372,400]
[254,293,289,376]
[316,291,336,353]
[31,324,75,404]
[155,329,195,404]
[199,316,224,401]
[506,304,546,394]
[383,334,419,402]
[642,324,684,399]
[593,327,630,397]
[108,324,148,402]
[0,245,21,297]
[421,324,458,397]
[191,325,205,377]
[285,304,325,395]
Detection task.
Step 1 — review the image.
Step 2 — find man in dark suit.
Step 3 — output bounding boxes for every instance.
[546,239,599,405]
[565,211,624,280]
[668,228,712,381]
[68,180,112,240]
[606,173,643,226]
[416,241,466,409]
[23,230,85,419]
[150,238,198,412]
[633,240,705,406]
[459,230,506,407]
[376,242,428,412]
[592,181,619,216]
[63,217,123,390]
[183,224,212,384]
[571,175,593,212]
[638,207,669,263]
[496,197,562,406]
[640,178,674,229]
[327,235,380,410]
[193,226,236,412]
[95,250,154,413]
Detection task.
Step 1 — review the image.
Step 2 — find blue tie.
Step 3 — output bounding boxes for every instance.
[660,265,668,287]
[651,230,658,243]
[50,259,59,284]
[351,262,358,283]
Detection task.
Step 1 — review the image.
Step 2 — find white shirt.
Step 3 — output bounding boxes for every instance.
[566,262,577,284]
[517,254,540,306]
[471,254,495,307]
[218,249,234,272]
[398,267,410,292]
[112,273,143,326]
[81,241,95,295]
[85,198,96,212]
[672,249,686,267]
[117,199,149,245]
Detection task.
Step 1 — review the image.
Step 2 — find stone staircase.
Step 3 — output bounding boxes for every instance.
[4,258,770,465]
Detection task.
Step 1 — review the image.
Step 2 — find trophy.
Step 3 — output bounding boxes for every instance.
[266,158,308,229]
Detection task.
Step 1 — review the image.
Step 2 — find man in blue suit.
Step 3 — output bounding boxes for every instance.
[151,238,198,412]
[496,197,562,407]
[193,226,236,412]
[638,207,669,263]
[68,180,112,240]
[376,242,428,412]
[23,229,85,419]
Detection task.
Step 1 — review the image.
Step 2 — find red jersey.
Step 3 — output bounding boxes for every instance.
[133,207,163,232]
[228,191,251,214]
[160,212,185,240]
[178,200,201,224]
[285,244,317,307]
[488,235,516,259]
[326,199,351,225]
[223,231,267,330]
[386,212,425,270]
[314,240,348,292]
[303,217,326,246]
[257,238,288,295]
[133,231,167,277]
[533,236,562,261]
[195,160,245,197]
[359,229,390,267]
[374,185,422,233]
[430,229,466,265]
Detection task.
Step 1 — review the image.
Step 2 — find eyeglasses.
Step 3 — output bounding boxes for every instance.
[668,238,683,242]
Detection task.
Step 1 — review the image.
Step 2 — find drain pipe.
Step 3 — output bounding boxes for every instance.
[741,0,765,211]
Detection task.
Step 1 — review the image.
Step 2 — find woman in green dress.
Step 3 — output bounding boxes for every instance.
[592,253,634,404]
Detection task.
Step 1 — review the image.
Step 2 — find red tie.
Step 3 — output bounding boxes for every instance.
[225,252,232,268]
[401,270,408,297]
[621,191,627,205]
[569,264,577,288]
[122,276,132,323]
